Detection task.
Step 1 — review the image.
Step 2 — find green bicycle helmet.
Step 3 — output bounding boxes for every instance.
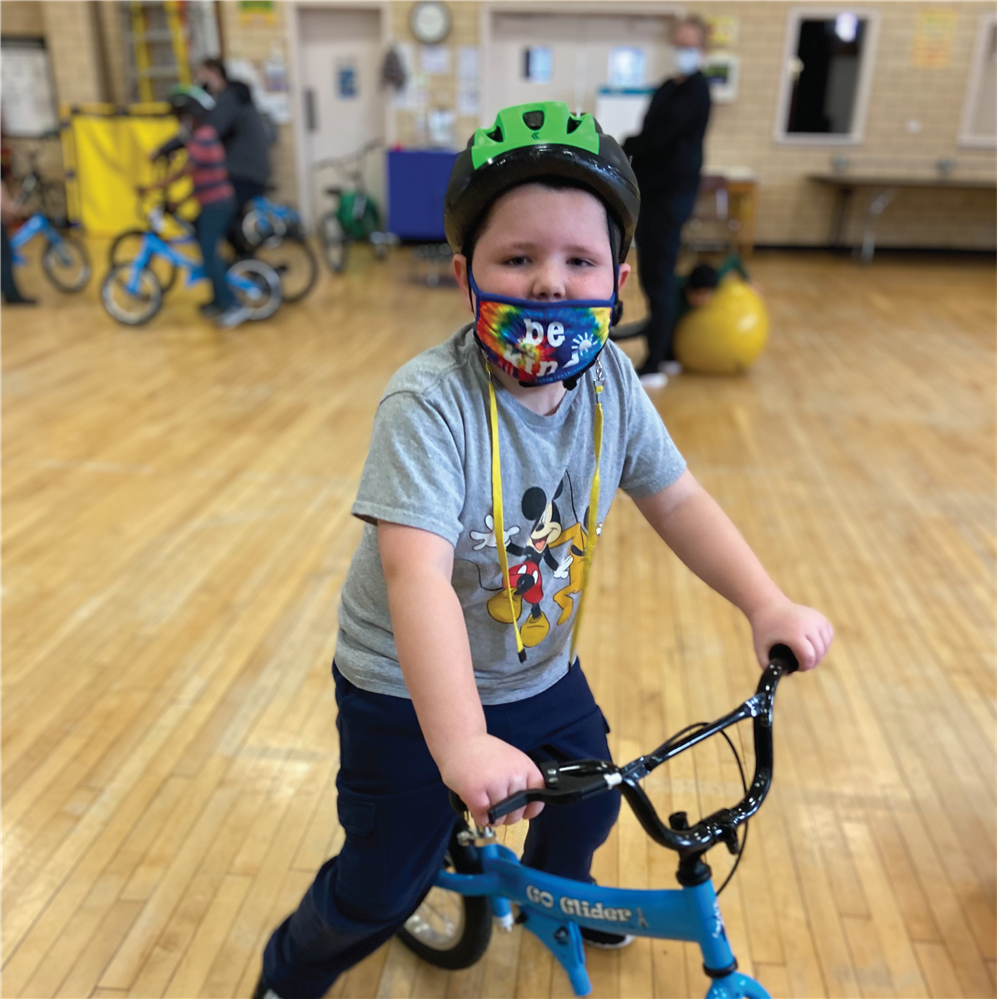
[167,84,216,119]
[444,101,640,263]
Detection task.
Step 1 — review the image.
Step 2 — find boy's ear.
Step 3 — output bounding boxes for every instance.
[617,262,631,292]
[453,254,473,312]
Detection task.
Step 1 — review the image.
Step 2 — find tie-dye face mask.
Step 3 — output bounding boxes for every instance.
[469,272,615,386]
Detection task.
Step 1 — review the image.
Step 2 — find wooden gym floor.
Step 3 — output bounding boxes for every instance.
[2,244,995,999]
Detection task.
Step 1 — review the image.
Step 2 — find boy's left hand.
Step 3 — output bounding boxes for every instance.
[748,598,833,671]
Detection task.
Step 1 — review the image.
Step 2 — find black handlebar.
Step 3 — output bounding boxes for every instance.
[480,645,799,858]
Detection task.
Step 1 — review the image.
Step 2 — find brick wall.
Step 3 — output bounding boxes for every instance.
[692,1,996,248]
[0,0,43,36]
[3,1,994,248]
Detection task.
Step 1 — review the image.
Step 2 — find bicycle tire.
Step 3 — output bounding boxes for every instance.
[109,230,178,293]
[42,237,90,292]
[228,258,282,320]
[251,235,318,303]
[101,263,162,325]
[40,181,68,230]
[397,823,492,970]
[320,213,349,273]
[241,207,283,250]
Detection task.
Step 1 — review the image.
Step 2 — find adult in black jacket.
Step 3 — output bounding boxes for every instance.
[623,17,711,385]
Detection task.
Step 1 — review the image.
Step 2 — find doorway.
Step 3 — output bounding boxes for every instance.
[295,6,385,229]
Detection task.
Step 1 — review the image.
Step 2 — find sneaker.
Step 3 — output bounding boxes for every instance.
[216,303,251,330]
[638,371,669,390]
[199,301,224,317]
[251,976,283,999]
[660,360,683,377]
[580,926,635,949]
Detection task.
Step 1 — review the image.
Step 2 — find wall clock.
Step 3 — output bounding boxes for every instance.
[410,1,452,45]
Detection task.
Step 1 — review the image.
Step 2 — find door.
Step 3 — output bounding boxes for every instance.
[487,11,674,127]
[297,7,384,229]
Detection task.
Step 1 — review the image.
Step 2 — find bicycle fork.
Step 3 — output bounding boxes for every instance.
[10,214,68,267]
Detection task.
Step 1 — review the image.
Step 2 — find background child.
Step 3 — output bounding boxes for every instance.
[253,102,832,999]
[139,86,249,329]
[613,254,752,381]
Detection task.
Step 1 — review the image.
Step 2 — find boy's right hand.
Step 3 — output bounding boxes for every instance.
[437,734,546,828]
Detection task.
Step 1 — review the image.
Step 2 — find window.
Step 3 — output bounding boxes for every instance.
[774,8,879,144]
[958,14,997,148]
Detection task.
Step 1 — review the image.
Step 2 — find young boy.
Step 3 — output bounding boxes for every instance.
[254,103,832,999]
[139,86,249,329]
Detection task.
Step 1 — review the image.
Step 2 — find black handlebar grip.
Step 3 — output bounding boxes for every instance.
[769,643,799,673]
[487,789,534,825]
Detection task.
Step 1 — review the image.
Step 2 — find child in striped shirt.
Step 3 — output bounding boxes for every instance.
[140,85,249,329]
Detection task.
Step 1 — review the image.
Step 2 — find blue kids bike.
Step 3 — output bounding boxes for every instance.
[101,194,282,327]
[9,212,90,292]
[235,193,319,303]
[398,646,800,999]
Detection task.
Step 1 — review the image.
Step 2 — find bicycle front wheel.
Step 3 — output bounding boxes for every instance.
[397,824,492,970]
[110,230,177,293]
[252,235,318,303]
[102,263,162,325]
[320,213,348,273]
[42,237,90,292]
[228,258,282,320]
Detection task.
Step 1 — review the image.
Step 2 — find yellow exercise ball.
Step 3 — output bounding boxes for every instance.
[674,279,770,374]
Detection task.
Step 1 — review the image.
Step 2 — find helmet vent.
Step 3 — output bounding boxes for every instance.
[566,116,582,134]
[487,125,503,142]
[522,110,545,131]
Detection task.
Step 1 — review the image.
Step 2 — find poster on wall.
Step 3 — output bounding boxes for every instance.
[457,46,480,117]
[912,9,956,68]
[524,46,553,83]
[337,61,358,99]
[420,44,451,75]
[706,15,739,48]
[227,56,290,123]
[0,40,59,138]
[239,0,277,27]
[608,47,646,87]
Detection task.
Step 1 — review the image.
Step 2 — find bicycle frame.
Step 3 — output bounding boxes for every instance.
[123,232,260,298]
[247,195,301,228]
[437,844,768,999]
[10,213,66,266]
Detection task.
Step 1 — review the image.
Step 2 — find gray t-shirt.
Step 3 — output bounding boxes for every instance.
[335,326,686,704]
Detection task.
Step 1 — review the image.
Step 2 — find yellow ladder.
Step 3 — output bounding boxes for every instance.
[129,1,190,103]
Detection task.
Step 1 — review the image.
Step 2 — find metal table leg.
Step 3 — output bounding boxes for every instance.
[859,187,898,264]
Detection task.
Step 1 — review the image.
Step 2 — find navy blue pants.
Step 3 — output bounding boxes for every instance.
[1,222,27,302]
[261,662,619,999]
[634,188,699,372]
[194,197,236,310]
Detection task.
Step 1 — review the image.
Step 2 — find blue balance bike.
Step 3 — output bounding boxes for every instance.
[235,193,318,302]
[398,646,801,998]
[10,213,90,292]
[101,200,282,327]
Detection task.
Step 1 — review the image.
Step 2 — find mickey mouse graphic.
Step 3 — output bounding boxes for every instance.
[476,479,577,647]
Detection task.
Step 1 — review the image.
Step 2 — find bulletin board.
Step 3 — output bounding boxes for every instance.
[1,39,59,137]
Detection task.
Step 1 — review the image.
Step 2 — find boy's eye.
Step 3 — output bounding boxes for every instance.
[503,255,529,266]
[568,257,594,267]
